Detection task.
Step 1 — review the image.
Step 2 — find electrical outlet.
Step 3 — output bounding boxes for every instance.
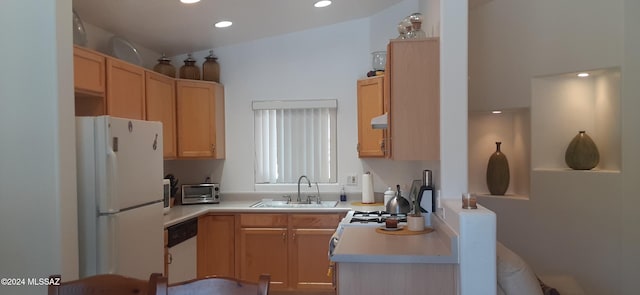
[346,175,357,186]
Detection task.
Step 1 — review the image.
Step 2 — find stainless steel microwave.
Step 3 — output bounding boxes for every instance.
[181,183,220,204]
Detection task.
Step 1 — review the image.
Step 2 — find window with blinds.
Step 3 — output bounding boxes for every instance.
[253,100,337,184]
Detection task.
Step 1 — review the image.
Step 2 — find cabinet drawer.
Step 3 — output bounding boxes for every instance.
[290,214,341,228]
[240,214,287,227]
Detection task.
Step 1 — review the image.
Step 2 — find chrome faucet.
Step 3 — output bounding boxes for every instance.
[297,175,312,202]
[314,182,321,204]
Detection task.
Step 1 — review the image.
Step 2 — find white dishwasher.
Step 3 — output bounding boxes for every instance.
[167,218,198,284]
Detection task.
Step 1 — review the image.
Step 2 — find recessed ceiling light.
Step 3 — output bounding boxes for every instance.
[180,0,200,4]
[577,72,590,77]
[214,21,233,28]
[491,110,502,114]
[314,0,332,8]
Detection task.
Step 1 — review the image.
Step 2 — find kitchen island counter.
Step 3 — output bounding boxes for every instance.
[330,215,459,294]
[330,215,459,264]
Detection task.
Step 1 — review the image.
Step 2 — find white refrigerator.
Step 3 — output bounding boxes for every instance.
[76,116,164,279]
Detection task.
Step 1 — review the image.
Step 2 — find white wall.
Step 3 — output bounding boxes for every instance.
[470,0,638,293]
[166,1,441,196]
[469,0,624,111]
[0,0,78,293]
[620,1,640,294]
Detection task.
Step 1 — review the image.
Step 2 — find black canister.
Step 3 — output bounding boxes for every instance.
[417,170,434,213]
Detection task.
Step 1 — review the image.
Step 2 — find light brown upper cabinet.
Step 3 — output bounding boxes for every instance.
[357,76,386,158]
[106,58,146,120]
[145,71,177,158]
[176,80,225,159]
[73,46,106,97]
[73,46,106,116]
[385,38,440,160]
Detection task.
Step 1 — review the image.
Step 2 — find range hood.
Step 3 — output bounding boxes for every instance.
[371,113,388,129]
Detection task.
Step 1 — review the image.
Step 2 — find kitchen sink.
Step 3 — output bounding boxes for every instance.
[250,200,338,208]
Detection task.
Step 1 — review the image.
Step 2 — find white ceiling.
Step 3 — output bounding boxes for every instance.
[72,0,403,56]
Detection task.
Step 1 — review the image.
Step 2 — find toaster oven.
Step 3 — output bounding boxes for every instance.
[181,183,220,204]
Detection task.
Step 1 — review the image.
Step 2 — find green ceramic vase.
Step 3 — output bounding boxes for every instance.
[565,131,599,170]
[486,142,510,195]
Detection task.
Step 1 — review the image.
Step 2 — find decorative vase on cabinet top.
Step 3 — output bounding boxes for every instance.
[565,131,599,170]
[486,142,510,195]
[202,50,220,82]
[179,53,200,80]
[153,53,176,78]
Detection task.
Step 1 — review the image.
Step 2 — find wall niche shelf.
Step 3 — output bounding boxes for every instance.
[531,67,621,173]
[469,108,531,199]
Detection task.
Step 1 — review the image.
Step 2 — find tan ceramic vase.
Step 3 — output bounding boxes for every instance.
[486,142,510,195]
[565,131,599,170]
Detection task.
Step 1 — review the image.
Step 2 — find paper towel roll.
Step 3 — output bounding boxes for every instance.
[361,173,375,204]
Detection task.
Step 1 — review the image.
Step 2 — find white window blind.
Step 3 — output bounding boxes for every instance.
[253,100,337,184]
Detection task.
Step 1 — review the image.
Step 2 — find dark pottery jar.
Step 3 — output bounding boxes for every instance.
[565,131,599,170]
[202,50,220,82]
[486,142,510,195]
[153,54,176,78]
[179,53,200,80]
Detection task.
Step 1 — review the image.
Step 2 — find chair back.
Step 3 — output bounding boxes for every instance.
[48,273,167,295]
[168,274,270,295]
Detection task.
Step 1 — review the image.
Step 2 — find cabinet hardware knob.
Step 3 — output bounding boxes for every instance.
[282,232,286,241]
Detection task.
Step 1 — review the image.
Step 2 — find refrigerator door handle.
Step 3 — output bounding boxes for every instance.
[106,146,118,213]
[108,214,118,274]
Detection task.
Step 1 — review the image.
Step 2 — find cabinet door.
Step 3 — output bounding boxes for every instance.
[388,39,440,160]
[107,58,146,120]
[73,46,106,116]
[145,71,177,158]
[73,46,105,96]
[197,215,235,278]
[176,80,225,159]
[357,76,386,157]
[239,228,288,289]
[289,214,340,290]
[290,228,335,290]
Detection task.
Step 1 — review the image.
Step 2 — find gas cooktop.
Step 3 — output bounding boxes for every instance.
[346,211,408,224]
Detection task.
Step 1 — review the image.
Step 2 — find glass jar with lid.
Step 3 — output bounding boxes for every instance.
[179,53,200,80]
[409,13,427,39]
[202,50,220,82]
[153,53,176,78]
[371,51,386,71]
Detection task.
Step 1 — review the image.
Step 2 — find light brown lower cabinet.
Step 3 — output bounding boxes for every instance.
[197,215,235,278]
[235,213,342,291]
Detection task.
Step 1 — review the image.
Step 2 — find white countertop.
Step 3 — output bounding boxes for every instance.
[163,199,385,228]
[330,215,459,264]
